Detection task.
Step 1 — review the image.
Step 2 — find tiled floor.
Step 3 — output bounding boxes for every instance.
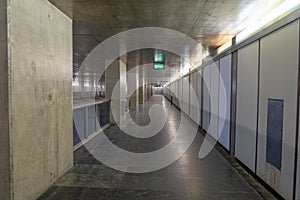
[39,95,266,200]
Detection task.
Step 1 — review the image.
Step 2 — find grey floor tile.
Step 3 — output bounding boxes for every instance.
[112,189,190,200]
[39,96,266,200]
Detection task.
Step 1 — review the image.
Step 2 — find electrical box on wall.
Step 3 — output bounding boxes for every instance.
[266,99,283,170]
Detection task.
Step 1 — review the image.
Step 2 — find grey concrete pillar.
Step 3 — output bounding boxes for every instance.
[127,68,140,110]
[106,59,127,124]
[0,0,10,199]
[139,68,145,104]
[0,1,73,199]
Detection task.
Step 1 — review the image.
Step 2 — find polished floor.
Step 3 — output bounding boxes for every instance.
[39,95,268,200]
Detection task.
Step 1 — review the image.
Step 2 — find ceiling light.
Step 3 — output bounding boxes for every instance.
[236,0,300,44]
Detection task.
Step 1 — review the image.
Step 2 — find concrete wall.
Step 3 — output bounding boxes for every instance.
[0,0,11,199]
[106,60,120,122]
[7,0,73,199]
[106,59,127,123]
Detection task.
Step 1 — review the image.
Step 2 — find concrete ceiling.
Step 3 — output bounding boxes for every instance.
[49,0,284,83]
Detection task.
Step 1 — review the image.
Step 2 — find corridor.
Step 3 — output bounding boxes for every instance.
[1,1,300,199]
[39,95,266,200]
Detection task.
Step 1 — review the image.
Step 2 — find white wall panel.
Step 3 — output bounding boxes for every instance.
[203,66,211,131]
[174,80,179,107]
[178,79,183,109]
[183,76,190,115]
[210,62,220,140]
[257,21,299,199]
[219,56,231,150]
[297,114,300,200]
[235,41,259,172]
[297,21,300,200]
[196,69,203,126]
[190,72,199,123]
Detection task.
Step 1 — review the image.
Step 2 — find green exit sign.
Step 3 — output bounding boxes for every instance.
[153,63,165,70]
[154,53,165,62]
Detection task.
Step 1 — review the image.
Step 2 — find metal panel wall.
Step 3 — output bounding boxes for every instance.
[174,81,179,107]
[202,65,211,131]
[210,62,220,140]
[235,41,259,172]
[219,56,231,150]
[183,76,190,115]
[266,99,284,170]
[178,79,183,109]
[296,21,300,200]
[88,106,96,136]
[190,72,199,123]
[196,69,203,127]
[73,108,86,145]
[297,113,300,199]
[257,21,299,199]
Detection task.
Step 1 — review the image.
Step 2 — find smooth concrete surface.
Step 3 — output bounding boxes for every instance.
[39,95,266,200]
[127,68,140,111]
[0,0,10,199]
[4,0,73,199]
[49,0,285,75]
[106,59,126,123]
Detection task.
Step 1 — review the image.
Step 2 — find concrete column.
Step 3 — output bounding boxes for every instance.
[144,84,147,101]
[136,68,140,109]
[119,59,127,123]
[80,73,85,98]
[139,68,145,104]
[105,59,126,124]
[0,1,73,199]
[127,68,140,110]
[0,0,10,199]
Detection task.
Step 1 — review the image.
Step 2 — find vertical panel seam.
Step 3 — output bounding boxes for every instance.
[255,39,261,174]
[292,19,300,200]
[230,52,237,156]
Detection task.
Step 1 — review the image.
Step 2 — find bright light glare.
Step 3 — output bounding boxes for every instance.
[72,78,79,86]
[236,0,300,43]
[217,40,233,54]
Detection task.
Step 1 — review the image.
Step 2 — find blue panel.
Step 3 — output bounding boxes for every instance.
[73,108,86,146]
[73,120,81,146]
[266,99,283,170]
[99,102,110,127]
[218,56,232,150]
[87,105,96,136]
[202,81,210,131]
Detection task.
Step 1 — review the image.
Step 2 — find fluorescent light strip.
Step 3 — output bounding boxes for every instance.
[236,0,300,44]
[217,40,233,54]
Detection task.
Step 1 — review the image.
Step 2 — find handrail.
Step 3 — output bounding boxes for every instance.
[73,99,111,110]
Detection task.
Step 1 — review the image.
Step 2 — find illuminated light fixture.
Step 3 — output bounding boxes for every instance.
[153,63,165,70]
[181,64,191,76]
[164,82,170,87]
[72,81,79,87]
[217,40,233,54]
[201,50,210,60]
[236,0,300,44]
[72,78,79,86]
